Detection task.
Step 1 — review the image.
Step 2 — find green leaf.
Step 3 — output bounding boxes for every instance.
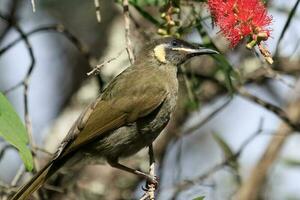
[193,196,205,200]
[212,132,238,171]
[212,132,234,158]
[0,92,33,171]
[283,158,300,168]
[185,99,199,111]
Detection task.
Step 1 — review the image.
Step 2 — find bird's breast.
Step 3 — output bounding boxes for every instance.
[81,66,179,161]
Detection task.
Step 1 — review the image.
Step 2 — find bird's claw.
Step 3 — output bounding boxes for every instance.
[142,175,159,191]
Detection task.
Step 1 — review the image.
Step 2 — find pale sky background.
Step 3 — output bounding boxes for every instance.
[0,1,299,199]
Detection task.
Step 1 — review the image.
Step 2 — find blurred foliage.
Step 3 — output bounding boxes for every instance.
[283,158,300,168]
[0,92,33,171]
[192,196,205,200]
[212,132,239,171]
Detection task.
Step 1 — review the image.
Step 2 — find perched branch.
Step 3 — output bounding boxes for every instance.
[147,144,156,200]
[140,144,157,200]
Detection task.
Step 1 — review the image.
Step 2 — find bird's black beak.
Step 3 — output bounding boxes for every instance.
[188,46,219,56]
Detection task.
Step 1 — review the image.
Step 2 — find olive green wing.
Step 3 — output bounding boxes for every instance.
[57,82,167,158]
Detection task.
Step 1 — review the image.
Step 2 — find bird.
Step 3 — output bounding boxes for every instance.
[11,37,218,200]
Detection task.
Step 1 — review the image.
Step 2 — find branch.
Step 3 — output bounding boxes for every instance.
[11,165,25,187]
[182,97,232,136]
[0,24,105,89]
[0,0,19,45]
[0,24,91,61]
[274,0,300,56]
[30,0,36,12]
[238,87,300,131]
[94,0,101,22]
[122,0,135,64]
[169,118,264,199]
[87,49,124,76]
[235,99,300,200]
[0,13,39,172]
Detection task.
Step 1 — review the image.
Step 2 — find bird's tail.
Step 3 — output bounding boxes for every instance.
[10,161,56,200]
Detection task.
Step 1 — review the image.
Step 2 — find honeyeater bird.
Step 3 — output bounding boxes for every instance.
[11,37,218,200]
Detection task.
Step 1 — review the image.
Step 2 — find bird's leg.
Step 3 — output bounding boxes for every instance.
[143,144,158,194]
[107,159,158,184]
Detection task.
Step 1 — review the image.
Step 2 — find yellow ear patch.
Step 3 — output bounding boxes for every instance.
[154,44,167,63]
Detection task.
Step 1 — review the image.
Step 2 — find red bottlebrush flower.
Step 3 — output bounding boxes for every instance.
[208,0,272,47]
[207,0,273,64]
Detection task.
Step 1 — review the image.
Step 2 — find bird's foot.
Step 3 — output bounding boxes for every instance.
[142,175,159,191]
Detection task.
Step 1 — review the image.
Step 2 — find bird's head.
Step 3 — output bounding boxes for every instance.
[149,37,219,65]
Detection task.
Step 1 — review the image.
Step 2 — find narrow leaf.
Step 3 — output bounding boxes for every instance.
[0,92,33,171]
[193,196,205,200]
[212,132,238,170]
[283,158,300,168]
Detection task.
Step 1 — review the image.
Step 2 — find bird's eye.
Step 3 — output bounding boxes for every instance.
[171,40,178,46]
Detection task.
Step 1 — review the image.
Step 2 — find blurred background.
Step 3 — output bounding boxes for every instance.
[0,0,300,200]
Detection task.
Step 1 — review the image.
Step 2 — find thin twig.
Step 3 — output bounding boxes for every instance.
[0,24,105,90]
[0,144,14,160]
[0,24,91,61]
[87,50,124,76]
[238,87,300,131]
[170,118,264,199]
[182,97,232,136]
[274,0,300,57]
[263,67,295,89]
[3,81,24,94]
[94,0,101,22]
[236,100,300,200]
[43,184,64,193]
[32,145,53,156]
[122,0,135,64]
[31,0,36,12]
[0,0,19,45]
[0,13,39,172]
[11,165,25,187]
